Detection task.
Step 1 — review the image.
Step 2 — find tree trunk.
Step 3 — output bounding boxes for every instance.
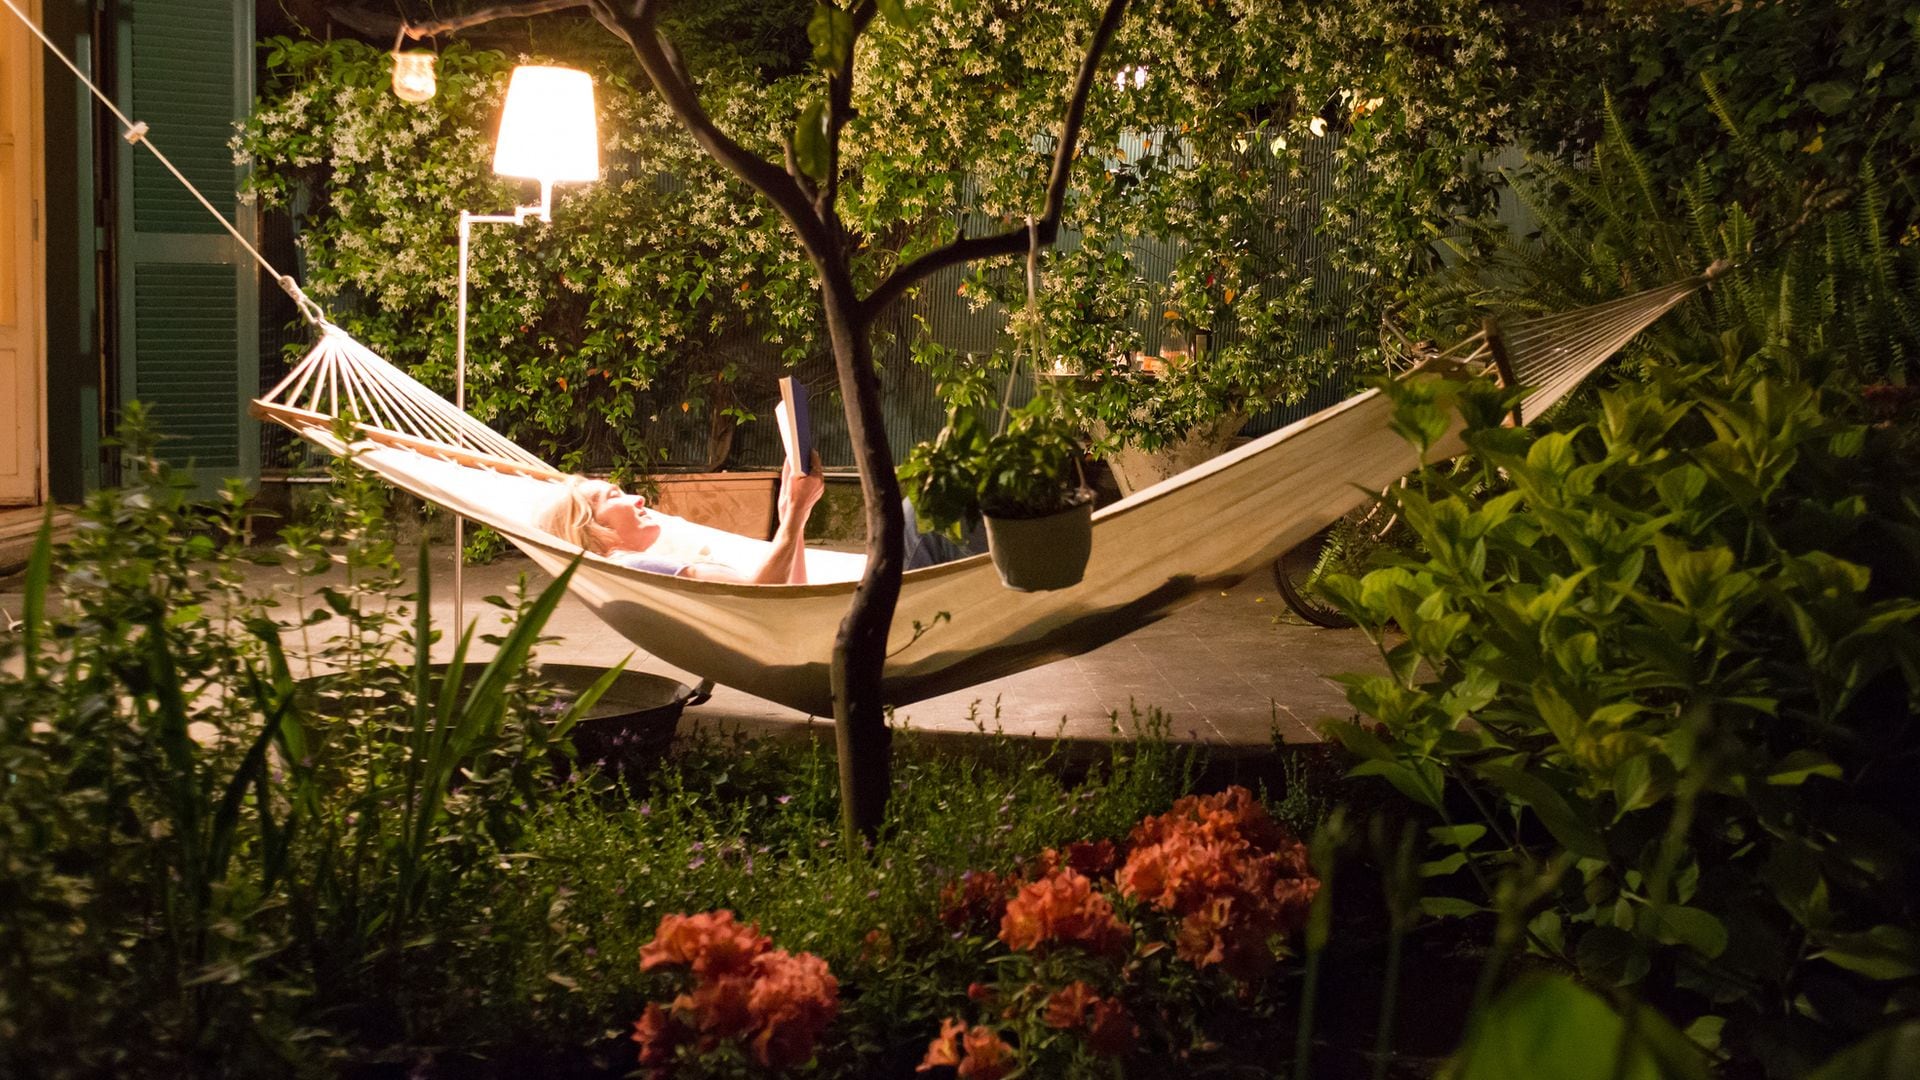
[820,268,902,840]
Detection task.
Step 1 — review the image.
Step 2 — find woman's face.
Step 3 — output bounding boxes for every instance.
[584,481,660,552]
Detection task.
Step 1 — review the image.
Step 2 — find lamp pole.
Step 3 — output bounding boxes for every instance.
[446,64,597,638]
[452,186,560,636]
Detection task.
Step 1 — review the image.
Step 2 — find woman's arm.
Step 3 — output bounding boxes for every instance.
[679,453,824,584]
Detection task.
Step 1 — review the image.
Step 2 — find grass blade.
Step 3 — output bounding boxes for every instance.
[20,505,53,685]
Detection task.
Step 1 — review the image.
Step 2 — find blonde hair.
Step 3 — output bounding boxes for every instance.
[535,477,620,554]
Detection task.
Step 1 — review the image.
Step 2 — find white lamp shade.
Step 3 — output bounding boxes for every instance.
[492,65,599,184]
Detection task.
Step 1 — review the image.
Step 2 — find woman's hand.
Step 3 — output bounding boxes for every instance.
[778,451,826,524]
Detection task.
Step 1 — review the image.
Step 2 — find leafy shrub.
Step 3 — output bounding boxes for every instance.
[0,412,610,1078]
[1322,344,1920,1073]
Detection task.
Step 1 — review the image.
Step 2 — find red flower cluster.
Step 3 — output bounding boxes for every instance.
[1042,981,1138,1057]
[918,1018,1016,1079]
[999,868,1132,956]
[631,911,839,1074]
[1117,786,1318,980]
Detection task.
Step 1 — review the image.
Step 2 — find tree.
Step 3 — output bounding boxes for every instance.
[402,0,1130,839]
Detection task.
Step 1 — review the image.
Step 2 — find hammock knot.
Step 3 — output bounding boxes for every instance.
[121,120,149,145]
[276,274,328,327]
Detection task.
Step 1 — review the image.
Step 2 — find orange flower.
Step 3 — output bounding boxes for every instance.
[1043,981,1100,1029]
[959,1024,1016,1079]
[1118,787,1318,981]
[999,869,1131,956]
[1086,997,1139,1057]
[678,973,754,1041]
[639,910,770,978]
[631,1001,687,1070]
[919,1017,968,1070]
[746,949,839,1069]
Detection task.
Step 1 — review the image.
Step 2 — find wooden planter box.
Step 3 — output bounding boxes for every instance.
[649,471,780,539]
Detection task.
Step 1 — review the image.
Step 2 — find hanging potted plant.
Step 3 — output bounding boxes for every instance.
[900,386,1093,591]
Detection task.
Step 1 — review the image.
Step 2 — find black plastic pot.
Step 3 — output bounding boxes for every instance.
[983,492,1094,592]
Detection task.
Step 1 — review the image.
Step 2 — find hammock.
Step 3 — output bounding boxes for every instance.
[252,271,1713,716]
[2,0,1716,714]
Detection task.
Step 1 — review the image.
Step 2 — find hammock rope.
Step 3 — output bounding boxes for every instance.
[1,0,329,327]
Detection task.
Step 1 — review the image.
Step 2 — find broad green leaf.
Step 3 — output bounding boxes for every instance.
[1478,763,1608,859]
[807,2,855,70]
[1419,896,1484,918]
[1429,824,1487,849]
[1349,758,1446,811]
[1420,852,1469,877]
[1807,1020,1920,1080]
[1766,749,1843,785]
[1449,973,1706,1080]
[1816,925,1920,980]
[794,98,830,181]
[874,0,920,28]
[1646,904,1728,958]
[1577,924,1650,986]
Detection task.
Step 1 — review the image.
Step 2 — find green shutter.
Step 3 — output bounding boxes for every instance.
[116,0,257,489]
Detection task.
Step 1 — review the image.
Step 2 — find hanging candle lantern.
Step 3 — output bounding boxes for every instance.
[391,49,438,103]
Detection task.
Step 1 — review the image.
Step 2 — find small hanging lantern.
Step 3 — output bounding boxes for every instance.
[390,27,437,103]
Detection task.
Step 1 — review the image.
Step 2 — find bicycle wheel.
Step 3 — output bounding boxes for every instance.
[1271,525,1357,629]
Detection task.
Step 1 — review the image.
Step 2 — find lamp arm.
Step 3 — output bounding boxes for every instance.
[588,0,836,262]
[857,0,1130,327]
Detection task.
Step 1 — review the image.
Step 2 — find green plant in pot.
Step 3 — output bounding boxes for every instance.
[900,373,1093,592]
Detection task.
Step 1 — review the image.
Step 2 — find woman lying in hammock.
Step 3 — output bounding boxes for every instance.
[536,453,826,584]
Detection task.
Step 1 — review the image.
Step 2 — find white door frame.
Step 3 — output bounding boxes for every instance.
[0,0,46,506]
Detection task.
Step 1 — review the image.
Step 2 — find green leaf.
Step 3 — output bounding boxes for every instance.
[1419,896,1484,918]
[20,505,52,685]
[1816,925,1920,980]
[874,0,917,28]
[1804,81,1854,115]
[1807,1021,1920,1080]
[1350,758,1446,812]
[794,98,830,182]
[1478,763,1608,859]
[1577,925,1650,986]
[1429,824,1487,849]
[1420,852,1469,877]
[1450,973,1705,1080]
[1646,904,1728,958]
[808,2,856,70]
[1766,749,1843,786]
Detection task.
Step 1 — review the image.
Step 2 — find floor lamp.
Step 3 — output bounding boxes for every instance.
[454,65,600,634]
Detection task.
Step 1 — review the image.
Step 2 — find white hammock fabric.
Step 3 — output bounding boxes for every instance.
[256,276,1708,715]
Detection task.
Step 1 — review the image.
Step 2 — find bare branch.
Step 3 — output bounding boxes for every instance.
[784,135,820,203]
[394,0,588,39]
[588,0,834,257]
[858,0,1131,327]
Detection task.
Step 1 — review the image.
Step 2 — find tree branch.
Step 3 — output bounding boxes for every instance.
[588,0,835,260]
[857,0,1130,328]
[387,0,588,40]
[818,1,878,224]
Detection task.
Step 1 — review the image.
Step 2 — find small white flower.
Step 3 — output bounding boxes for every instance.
[1309,116,1328,137]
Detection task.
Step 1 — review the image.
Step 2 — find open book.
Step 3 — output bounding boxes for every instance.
[774,376,814,475]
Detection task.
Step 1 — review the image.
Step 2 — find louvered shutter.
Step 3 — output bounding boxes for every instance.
[115,0,257,490]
